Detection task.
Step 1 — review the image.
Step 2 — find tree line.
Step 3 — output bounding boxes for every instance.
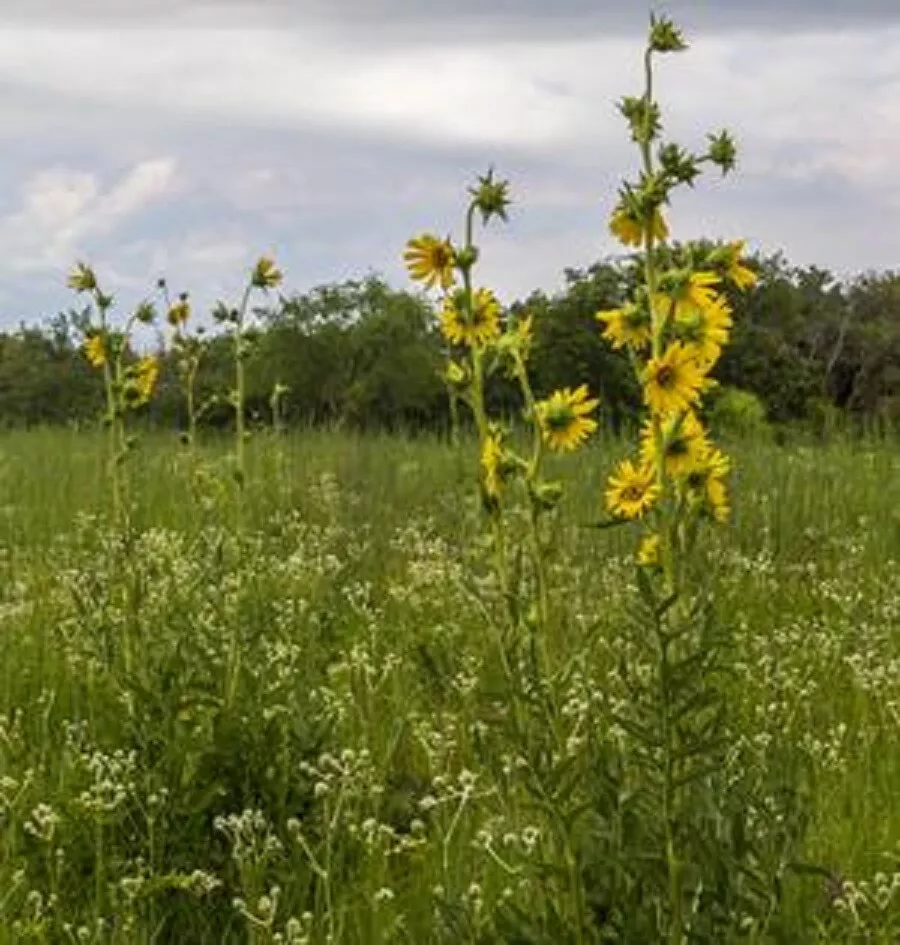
[1,249,898,435]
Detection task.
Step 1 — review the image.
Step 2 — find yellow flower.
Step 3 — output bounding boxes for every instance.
[609,206,668,248]
[684,448,731,522]
[68,262,97,293]
[167,298,191,327]
[597,303,652,350]
[404,234,456,291]
[655,270,722,324]
[724,240,756,290]
[251,256,283,290]
[643,342,707,417]
[84,334,106,367]
[440,288,501,348]
[481,432,504,499]
[512,315,533,358]
[605,459,660,520]
[131,356,159,406]
[535,384,599,452]
[640,410,709,478]
[675,296,732,367]
[637,533,662,567]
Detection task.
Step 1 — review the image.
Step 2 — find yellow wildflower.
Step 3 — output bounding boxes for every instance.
[404,234,456,291]
[68,262,97,293]
[251,256,283,290]
[440,288,501,348]
[675,296,732,367]
[167,298,191,327]
[640,410,709,478]
[597,303,652,350]
[132,356,159,406]
[724,240,756,290]
[684,447,731,522]
[84,334,106,368]
[609,206,669,248]
[637,533,662,567]
[605,458,660,520]
[643,342,706,417]
[535,384,599,452]
[481,432,504,499]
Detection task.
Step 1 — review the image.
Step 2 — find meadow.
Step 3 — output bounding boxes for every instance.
[0,428,897,943]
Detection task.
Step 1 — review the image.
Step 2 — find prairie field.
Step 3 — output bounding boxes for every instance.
[0,428,897,943]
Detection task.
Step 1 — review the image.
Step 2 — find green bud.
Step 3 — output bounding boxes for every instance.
[618,95,662,144]
[707,130,737,174]
[469,167,511,225]
[649,15,688,53]
[455,245,480,271]
[134,301,156,325]
[658,142,701,186]
[531,479,564,512]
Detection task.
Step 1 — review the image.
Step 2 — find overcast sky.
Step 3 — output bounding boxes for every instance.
[1,0,899,328]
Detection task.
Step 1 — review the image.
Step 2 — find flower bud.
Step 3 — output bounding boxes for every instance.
[649,15,687,53]
[707,130,737,174]
[469,167,511,225]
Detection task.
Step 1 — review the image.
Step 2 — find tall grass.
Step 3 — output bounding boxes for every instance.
[0,428,897,942]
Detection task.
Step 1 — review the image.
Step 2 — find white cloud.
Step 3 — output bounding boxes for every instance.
[0,159,176,277]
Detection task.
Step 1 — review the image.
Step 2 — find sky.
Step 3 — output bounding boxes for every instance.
[1,0,900,328]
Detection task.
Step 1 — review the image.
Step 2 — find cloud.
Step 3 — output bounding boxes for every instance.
[0,3,897,328]
[0,159,176,277]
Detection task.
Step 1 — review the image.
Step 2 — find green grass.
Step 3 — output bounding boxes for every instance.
[0,427,898,943]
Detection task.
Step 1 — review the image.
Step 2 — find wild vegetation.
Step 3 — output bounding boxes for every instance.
[0,15,898,945]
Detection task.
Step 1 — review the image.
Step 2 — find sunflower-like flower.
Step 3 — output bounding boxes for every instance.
[642,342,706,416]
[480,431,508,500]
[724,240,756,290]
[683,447,731,522]
[440,287,501,348]
[674,296,732,367]
[640,409,709,478]
[404,234,456,291]
[127,355,159,406]
[609,205,669,248]
[84,334,106,368]
[251,256,283,290]
[605,458,660,520]
[535,384,600,452]
[167,296,191,328]
[637,532,662,567]
[597,302,653,350]
[655,269,721,324]
[68,262,97,293]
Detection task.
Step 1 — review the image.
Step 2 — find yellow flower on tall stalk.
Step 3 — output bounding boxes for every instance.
[84,334,106,367]
[723,240,756,290]
[637,532,662,567]
[610,205,669,247]
[597,302,653,350]
[404,233,456,291]
[640,409,709,478]
[251,256,284,290]
[130,355,159,406]
[643,342,707,416]
[684,447,731,522]
[675,296,732,366]
[440,287,501,348]
[535,384,600,452]
[481,431,505,499]
[658,270,721,322]
[605,458,660,519]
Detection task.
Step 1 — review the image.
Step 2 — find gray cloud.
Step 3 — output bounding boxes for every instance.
[0,1,898,329]
[4,0,900,35]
